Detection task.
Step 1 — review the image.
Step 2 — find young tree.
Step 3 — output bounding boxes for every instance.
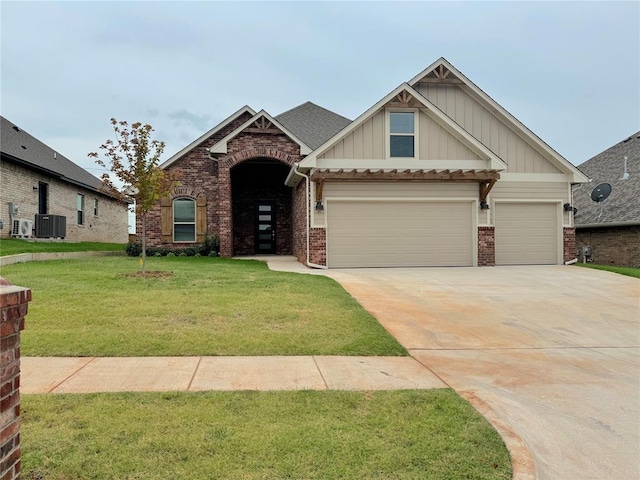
[89,118,181,273]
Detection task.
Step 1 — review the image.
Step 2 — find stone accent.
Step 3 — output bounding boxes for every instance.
[576,225,640,267]
[0,279,30,480]
[563,227,577,263]
[0,159,128,243]
[478,226,495,266]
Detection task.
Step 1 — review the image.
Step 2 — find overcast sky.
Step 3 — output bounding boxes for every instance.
[1,1,639,180]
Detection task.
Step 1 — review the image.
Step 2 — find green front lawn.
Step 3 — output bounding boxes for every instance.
[2,256,406,356]
[22,390,511,480]
[575,263,640,279]
[0,238,125,256]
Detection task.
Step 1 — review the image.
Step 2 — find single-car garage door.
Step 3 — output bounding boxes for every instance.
[495,202,559,265]
[327,200,474,268]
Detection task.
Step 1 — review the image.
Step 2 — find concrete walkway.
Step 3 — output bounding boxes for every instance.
[21,356,444,393]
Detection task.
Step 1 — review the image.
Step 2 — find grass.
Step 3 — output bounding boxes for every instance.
[575,262,640,279]
[1,256,406,357]
[21,390,512,480]
[0,238,125,256]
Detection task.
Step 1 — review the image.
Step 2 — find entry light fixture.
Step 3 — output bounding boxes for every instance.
[563,203,573,212]
[480,200,489,210]
[32,185,38,191]
[315,201,324,210]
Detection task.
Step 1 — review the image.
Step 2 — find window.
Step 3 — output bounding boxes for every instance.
[173,198,195,242]
[93,199,99,216]
[77,194,85,226]
[38,182,48,214]
[389,112,415,157]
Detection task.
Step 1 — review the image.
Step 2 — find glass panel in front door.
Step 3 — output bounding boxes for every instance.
[255,203,276,254]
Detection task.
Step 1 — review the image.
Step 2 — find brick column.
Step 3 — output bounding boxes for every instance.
[309,228,327,266]
[218,165,233,257]
[478,226,495,266]
[563,227,576,263]
[1,278,31,480]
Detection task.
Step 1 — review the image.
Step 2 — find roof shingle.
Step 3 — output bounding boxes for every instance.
[573,132,640,226]
[276,102,351,150]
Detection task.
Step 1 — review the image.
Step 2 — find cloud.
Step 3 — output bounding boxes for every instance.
[167,110,213,132]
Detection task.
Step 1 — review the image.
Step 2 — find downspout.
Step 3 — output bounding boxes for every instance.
[293,163,328,270]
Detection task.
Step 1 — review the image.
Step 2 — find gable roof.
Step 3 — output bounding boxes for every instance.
[1,115,107,194]
[573,132,640,227]
[275,101,351,150]
[159,105,256,169]
[209,110,314,156]
[409,57,589,183]
[298,83,508,171]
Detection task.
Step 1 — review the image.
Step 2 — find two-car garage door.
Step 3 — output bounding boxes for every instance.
[327,200,474,268]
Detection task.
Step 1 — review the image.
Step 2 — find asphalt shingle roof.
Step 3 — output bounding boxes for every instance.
[276,102,351,150]
[1,116,103,192]
[573,131,640,226]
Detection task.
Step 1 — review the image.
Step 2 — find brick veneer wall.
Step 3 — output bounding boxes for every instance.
[563,227,577,264]
[141,115,306,259]
[0,160,128,243]
[576,225,640,267]
[0,279,31,480]
[309,228,327,266]
[478,226,495,266]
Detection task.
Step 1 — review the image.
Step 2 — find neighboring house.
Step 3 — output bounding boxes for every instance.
[572,132,640,267]
[143,58,588,268]
[1,116,129,243]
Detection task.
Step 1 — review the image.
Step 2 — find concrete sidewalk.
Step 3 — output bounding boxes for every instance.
[21,356,445,394]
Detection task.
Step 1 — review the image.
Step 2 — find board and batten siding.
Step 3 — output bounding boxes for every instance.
[416,84,562,175]
[313,182,477,226]
[317,109,481,161]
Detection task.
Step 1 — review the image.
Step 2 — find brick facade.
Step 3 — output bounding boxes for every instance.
[142,113,308,258]
[478,226,495,266]
[0,279,30,480]
[0,160,128,243]
[309,228,327,266]
[563,227,577,264]
[576,225,640,267]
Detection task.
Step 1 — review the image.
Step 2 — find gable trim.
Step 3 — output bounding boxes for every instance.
[159,105,256,169]
[209,110,312,156]
[409,58,589,183]
[299,83,507,171]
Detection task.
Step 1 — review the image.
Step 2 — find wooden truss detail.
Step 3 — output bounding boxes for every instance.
[418,64,463,84]
[396,91,413,104]
[253,117,273,130]
[310,169,500,204]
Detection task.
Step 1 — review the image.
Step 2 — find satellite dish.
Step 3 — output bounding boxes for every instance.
[591,183,612,203]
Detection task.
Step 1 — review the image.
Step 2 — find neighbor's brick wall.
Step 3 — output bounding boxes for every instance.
[563,227,576,264]
[478,226,495,266]
[576,225,640,267]
[0,279,31,480]
[0,159,128,243]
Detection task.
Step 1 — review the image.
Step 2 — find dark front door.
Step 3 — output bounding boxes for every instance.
[255,202,276,254]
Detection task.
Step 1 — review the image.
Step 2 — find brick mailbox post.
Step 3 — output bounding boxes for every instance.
[1,278,31,480]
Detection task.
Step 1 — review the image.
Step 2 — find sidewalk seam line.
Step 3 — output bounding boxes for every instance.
[48,357,97,393]
[186,356,203,391]
[311,356,329,390]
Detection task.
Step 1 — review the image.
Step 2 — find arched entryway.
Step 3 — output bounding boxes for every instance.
[230,158,293,255]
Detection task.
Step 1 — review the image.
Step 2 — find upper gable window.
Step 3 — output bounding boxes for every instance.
[389,112,415,157]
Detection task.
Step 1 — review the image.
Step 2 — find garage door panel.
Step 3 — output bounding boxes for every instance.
[327,201,474,268]
[495,203,558,265]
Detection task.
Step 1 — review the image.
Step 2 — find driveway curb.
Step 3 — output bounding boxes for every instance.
[0,250,122,266]
[461,390,537,480]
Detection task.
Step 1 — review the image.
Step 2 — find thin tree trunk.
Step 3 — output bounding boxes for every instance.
[141,214,147,274]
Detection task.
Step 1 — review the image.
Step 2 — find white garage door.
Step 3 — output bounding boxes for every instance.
[327,200,474,268]
[495,202,559,265]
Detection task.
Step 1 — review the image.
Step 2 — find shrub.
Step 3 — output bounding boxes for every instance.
[166,252,176,257]
[208,251,218,257]
[199,234,220,256]
[184,247,198,257]
[125,242,142,257]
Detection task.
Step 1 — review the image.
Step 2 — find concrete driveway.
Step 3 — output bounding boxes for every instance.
[324,265,639,480]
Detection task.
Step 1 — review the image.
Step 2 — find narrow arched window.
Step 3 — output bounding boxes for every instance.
[173,198,196,242]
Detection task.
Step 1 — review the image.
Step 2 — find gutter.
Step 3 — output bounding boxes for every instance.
[293,163,328,270]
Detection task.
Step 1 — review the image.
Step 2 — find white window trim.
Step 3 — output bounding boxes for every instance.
[93,198,99,217]
[386,108,419,159]
[77,193,85,226]
[173,197,196,243]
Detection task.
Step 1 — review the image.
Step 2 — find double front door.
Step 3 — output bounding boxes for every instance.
[255,202,276,254]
